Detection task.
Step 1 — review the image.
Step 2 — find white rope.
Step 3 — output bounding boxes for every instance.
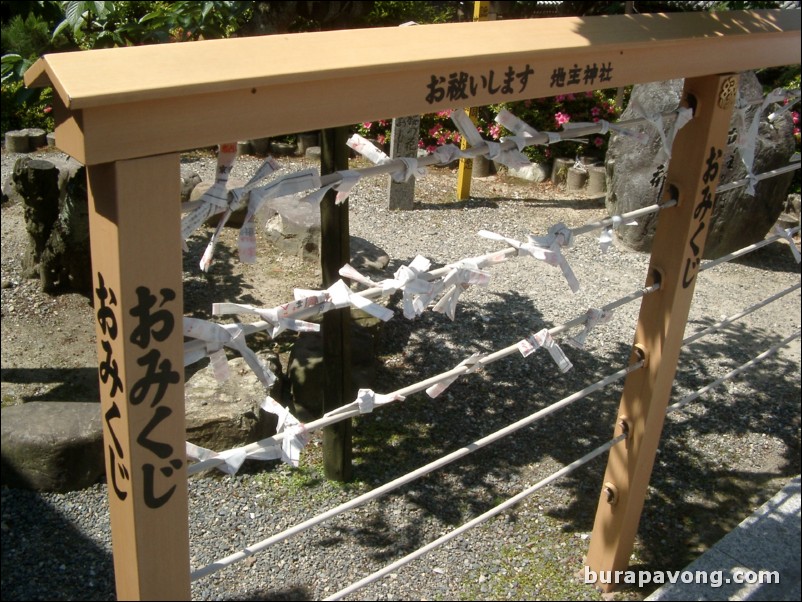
[187,217,800,476]
[306,90,794,192]
[190,274,799,579]
[714,161,800,194]
[681,282,801,348]
[699,226,800,272]
[325,326,802,600]
[186,282,660,476]
[669,330,801,414]
[324,433,628,601]
[571,200,676,237]
[325,294,802,599]
[189,361,644,580]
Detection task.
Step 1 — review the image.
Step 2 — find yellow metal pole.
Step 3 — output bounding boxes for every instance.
[586,73,738,591]
[456,1,491,200]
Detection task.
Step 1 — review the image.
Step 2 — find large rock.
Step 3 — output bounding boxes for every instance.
[189,177,252,228]
[184,354,287,451]
[265,209,321,263]
[0,354,288,492]
[9,156,93,295]
[606,72,796,259]
[1,402,104,492]
[266,199,389,270]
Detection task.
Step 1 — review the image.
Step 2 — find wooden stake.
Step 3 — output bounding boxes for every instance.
[586,73,739,590]
[320,127,354,482]
[86,155,190,600]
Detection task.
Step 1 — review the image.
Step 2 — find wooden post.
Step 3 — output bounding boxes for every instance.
[387,115,421,210]
[320,127,354,482]
[455,0,491,200]
[86,154,190,600]
[586,73,738,589]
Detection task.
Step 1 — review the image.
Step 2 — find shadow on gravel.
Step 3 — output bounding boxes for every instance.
[229,585,313,601]
[340,258,800,589]
[727,239,802,275]
[0,480,115,601]
[537,317,799,588]
[345,274,634,549]
[413,193,605,213]
[182,235,257,320]
[0,366,99,402]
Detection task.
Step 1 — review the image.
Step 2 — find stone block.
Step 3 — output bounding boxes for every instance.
[1,402,104,492]
[185,355,286,451]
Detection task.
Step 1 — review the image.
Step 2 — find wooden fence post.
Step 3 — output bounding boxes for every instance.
[586,73,738,589]
[387,115,421,210]
[320,127,354,482]
[86,155,191,600]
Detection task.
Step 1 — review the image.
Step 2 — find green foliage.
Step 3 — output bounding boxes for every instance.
[0,79,54,135]
[137,1,254,42]
[364,1,457,26]
[1,1,255,133]
[1,4,68,134]
[1,12,53,57]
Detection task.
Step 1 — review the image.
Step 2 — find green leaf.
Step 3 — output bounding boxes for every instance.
[63,1,89,34]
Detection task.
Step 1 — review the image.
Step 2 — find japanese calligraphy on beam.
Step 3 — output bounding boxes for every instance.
[25,9,799,165]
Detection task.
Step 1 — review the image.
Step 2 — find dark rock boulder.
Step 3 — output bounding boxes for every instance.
[11,156,92,295]
[606,72,796,259]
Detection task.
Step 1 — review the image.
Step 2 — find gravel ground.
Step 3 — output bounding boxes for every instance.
[1,146,800,601]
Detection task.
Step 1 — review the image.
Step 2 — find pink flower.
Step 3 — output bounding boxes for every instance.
[555,94,566,102]
[376,134,386,144]
[362,122,372,130]
[429,125,441,136]
[566,93,576,101]
[591,107,601,117]
[488,124,502,139]
[593,136,604,148]
[43,106,52,114]
[554,111,571,126]
[792,111,799,125]
[378,120,389,127]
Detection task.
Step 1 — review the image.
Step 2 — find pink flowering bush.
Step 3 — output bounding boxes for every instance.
[351,88,624,165]
[498,88,624,164]
[355,119,391,147]
[353,107,499,154]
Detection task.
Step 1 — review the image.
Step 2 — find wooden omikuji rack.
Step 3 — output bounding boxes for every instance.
[25,9,800,600]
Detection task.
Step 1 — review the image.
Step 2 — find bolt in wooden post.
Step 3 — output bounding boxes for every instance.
[87,155,191,600]
[586,73,738,590]
[320,126,354,482]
